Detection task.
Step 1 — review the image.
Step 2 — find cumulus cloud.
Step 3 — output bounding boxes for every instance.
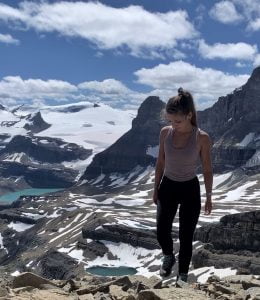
[209,0,260,31]
[0,75,149,110]
[209,1,243,24]
[0,76,77,101]
[0,33,19,44]
[0,1,198,59]
[249,18,260,31]
[134,60,250,109]
[198,40,258,61]
[78,79,130,94]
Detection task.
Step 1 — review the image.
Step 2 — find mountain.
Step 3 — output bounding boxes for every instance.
[198,66,260,171]
[0,102,135,193]
[23,111,51,133]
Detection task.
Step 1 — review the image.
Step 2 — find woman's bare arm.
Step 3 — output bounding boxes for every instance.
[153,126,169,203]
[199,131,213,214]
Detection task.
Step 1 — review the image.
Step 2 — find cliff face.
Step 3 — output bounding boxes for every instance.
[198,67,260,144]
[198,67,260,171]
[193,210,260,274]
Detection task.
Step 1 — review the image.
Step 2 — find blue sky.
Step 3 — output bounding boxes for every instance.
[0,0,259,110]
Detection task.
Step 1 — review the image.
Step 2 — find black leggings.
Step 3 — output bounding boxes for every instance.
[156,175,201,274]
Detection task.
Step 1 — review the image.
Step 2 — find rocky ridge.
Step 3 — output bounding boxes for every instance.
[1,271,260,299]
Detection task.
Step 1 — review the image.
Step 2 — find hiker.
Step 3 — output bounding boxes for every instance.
[153,87,213,281]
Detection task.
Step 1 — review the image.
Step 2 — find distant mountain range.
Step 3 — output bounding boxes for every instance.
[0,102,135,195]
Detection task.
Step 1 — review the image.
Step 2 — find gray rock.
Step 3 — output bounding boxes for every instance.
[193,210,260,274]
[137,287,209,300]
[246,287,260,299]
[222,275,254,284]
[194,210,260,252]
[12,272,58,289]
[33,248,85,280]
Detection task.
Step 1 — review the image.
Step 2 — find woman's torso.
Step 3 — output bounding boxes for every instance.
[164,125,201,182]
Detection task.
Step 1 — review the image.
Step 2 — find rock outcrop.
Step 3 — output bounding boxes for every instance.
[81,213,160,250]
[193,210,260,274]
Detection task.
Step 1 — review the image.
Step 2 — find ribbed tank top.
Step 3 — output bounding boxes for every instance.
[164,126,200,182]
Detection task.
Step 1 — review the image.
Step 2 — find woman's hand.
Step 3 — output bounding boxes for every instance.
[153,189,159,205]
[204,198,212,215]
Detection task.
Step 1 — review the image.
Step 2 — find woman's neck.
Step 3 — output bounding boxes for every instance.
[174,124,193,134]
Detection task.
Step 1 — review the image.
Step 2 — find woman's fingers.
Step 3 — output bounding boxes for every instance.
[204,200,212,215]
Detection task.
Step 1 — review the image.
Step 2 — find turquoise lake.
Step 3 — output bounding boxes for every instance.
[86,266,137,276]
[0,188,63,203]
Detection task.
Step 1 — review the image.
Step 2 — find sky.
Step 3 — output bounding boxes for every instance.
[0,0,259,111]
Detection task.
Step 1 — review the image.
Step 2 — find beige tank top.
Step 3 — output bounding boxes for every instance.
[164,126,201,181]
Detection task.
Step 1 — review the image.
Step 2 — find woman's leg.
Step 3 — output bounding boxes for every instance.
[156,177,179,255]
[178,176,201,274]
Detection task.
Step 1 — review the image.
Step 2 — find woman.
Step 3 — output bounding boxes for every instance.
[153,88,213,281]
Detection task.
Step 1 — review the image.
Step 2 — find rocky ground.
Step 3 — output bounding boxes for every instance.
[1,271,260,299]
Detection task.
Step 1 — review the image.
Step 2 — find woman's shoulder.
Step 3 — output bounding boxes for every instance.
[159,126,172,140]
[197,127,208,136]
[160,125,172,134]
[197,128,212,144]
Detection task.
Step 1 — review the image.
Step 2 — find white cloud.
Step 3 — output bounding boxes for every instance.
[134,60,250,109]
[0,33,19,44]
[210,0,260,31]
[0,76,77,101]
[0,75,149,110]
[198,40,258,61]
[209,1,243,24]
[249,18,260,31]
[0,3,27,22]
[0,1,198,59]
[78,79,130,95]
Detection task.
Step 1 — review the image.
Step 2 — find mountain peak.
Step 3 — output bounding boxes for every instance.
[23,111,51,133]
[244,66,260,91]
[132,96,165,129]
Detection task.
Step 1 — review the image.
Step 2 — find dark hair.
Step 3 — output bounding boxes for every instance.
[165,87,198,127]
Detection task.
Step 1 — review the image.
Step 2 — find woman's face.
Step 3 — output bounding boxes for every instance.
[166,112,192,130]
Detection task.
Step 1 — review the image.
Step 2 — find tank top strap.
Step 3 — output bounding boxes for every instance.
[165,126,172,141]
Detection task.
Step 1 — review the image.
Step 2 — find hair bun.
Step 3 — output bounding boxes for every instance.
[178,87,184,96]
